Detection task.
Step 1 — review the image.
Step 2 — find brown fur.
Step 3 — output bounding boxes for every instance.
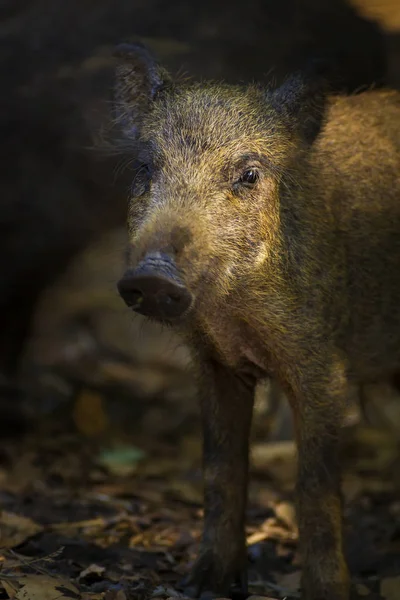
[114,44,400,600]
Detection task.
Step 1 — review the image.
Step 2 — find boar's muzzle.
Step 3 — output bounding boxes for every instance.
[117,252,192,321]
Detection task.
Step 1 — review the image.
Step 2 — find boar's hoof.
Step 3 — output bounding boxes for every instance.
[182,549,247,599]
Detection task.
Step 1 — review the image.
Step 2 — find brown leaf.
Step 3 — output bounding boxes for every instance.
[0,512,42,549]
[274,501,297,532]
[247,518,297,546]
[49,517,107,534]
[78,564,105,580]
[1,579,21,599]
[15,575,81,600]
[15,574,81,599]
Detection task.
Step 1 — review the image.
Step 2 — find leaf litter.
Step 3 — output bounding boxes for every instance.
[0,350,399,600]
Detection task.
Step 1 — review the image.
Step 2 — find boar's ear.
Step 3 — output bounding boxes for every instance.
[113,42,171,139]
[271,59,331,145]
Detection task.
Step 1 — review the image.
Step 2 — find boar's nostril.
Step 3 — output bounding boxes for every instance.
[125,288,144,309]
[117,254,192,320]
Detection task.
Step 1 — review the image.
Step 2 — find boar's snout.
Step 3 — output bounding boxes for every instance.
[117,252,192,321]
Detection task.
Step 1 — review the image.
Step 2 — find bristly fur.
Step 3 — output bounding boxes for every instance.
[114,42,400,600]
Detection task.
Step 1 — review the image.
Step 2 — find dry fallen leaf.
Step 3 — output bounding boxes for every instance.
[1,578,21,599]
[274,501,297,532]
[247,517,297,546]
[78,563,105,580]
[49,517,107,532]
[0,512,43,549]
[15,575,80,600]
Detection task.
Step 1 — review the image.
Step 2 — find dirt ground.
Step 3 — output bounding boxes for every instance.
[1,380,400,600]
[1,0,400,599]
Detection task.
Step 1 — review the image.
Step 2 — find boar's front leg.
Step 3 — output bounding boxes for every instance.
[284,356,351,600]
[184,358,256,599]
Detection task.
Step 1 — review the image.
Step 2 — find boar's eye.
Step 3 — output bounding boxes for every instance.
[239,168,259,186]
[131,164,152,197]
